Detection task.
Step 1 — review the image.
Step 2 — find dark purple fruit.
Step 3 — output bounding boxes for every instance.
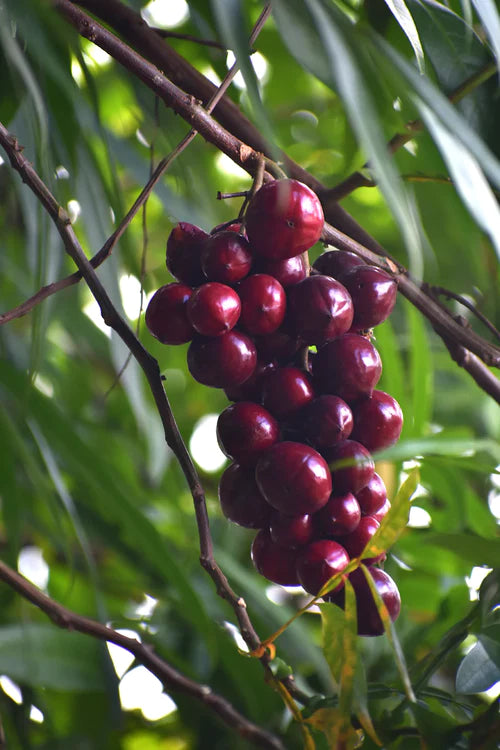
[224,359,277,402]
[201,231,253,284]
[356,473,388,516]
[269,512,314,548]
[187,331,256,388]
[251,529,300,585]
[255,441,332,516]
[186,282,240,337]
[302,395,353,449]
[341,265,397,329]
[341,516,384,563]
[312,249,365,278]
[262,366,314,419]
[218,463,272,528]
[246,179,324,260]
[314,492,361,536]
[296,539,349,596]
[351,390,403,452]
[287,275,354,345]
[313,333,382,401]
[324,439,375,494]
[166,222,208,286]
[237,274,286,335]
[257,254,308,287]
[216,402,279,465]
[326,567,401,636]
[145,283,195,345]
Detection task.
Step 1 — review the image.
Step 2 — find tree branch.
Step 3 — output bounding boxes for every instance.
[0,559,284,750]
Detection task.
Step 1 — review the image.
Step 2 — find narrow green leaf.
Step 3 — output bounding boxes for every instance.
[418,101,500,261]
[360,564,416,702]
[377,435,500,463]
[338,579,358,728]
[363,468,418,559]
[383,0,425,72]
[471,0,500,68]
[0,624,112,692]
[407,302,433,439]
[427,533,500,568]
[456,628,500,693]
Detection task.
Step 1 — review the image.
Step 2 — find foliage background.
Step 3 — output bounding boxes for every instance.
[0,0,499,747]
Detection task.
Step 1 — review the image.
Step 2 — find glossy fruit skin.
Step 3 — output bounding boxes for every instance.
[288,275,354,345]
[201,231,253,284]
[351,390,403,452]
[187,331,256,388]
[224,359,277,402]
[262,366,314,419]
[373,497,391,523]
[341,265,397,329]
[302,395,353,450]
[314,492,361,536]
[251,529,300,585]
[186,282,241,337]
[269,512,314,548]
[324,439,375,494]
[257,254,308,287]
[255,441,332,516]
[237,274,286,335]
[313,333,382,401]
[312,249,365,278]
[326,567,401,636]
[255,325,301,364]
[296,539,350,596]
[245,179,324,260]
[218,463,272,528]
[216,402,279,465]
[166,222,208,286]
[145,283,195,345]
[356,473,388,516]
[341,515,384,563]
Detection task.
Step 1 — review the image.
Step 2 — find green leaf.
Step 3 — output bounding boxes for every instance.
[427,533,500,568]
[471,0,500,68]
[456,626,500,693]
[0,624,113,692]
[363,468,418,560]
[383,0,425,72]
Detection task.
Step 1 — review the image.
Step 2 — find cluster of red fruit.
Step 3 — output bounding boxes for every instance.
[146,179,403,637]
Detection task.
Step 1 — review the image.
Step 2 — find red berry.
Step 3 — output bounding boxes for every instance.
[324,439,375,494]
[296,539,349,596]
[210,220,245,235]
[216,402,279,465]
[372,497,391,523]
[288,275,354,345]
[187,282,241,337]
[166,222,208,286]
[145,283,195,345]
[326,567,401,636]
[201,231,253,284]
[218,463,272,528]
[255,325,301,363]
[255,441,332,516]
[312,249,365,278]
[245,179,324,260]
[351,390,403,452]
[187,331,256,388]
[314,492,361,536]
[251,529,300,585]
[313,333,382,401]
[341,265,397,329]
[269,512,314,548]
[302,395,353,449]
[237,274,286,335]
[341,516,384,563]
[356,473,388,516]
[262,366,314,419]
[257,254,308,287]
[224,359,277,402]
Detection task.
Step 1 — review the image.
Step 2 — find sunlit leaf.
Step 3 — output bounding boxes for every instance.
[456,626,500,693]
[363,468,418,560]
[383,0,425,72]
[471,0,500,68]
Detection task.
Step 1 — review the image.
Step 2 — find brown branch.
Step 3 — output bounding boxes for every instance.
[430,286,500,344]
[151,28,227,50]
[0,559,284,750]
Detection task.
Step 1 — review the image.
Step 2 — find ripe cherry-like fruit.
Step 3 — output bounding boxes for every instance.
[145,283,195,345]
[201,231,253,284]
[296,539,350,596]
[251,529,300,585]
[341,515,384,563]
[255,325,301,363]
[351,390,403,452]
[166,222,208,286]
[218,463,272,528]
[245,179,324,260]
[262,366,314,419]
[373,497,391,523]
[186,282,241,337]
[269,512,314,548]
[255,441,332,516]
[313,333,382,401]
[224,359,277,402]
[356,473,388,516]
[312,249,365,278]
[187,331,256,388]
[237,274,286,335]
[314,492,361,536]
[341,265,397,329]
[257,254,308,287]
[302,395,353,449]
[324,439,375,494]
[287,275,354,345]
[216,402,279,465]
[327,567,401,636]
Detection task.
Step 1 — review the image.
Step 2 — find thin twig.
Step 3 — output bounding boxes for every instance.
[151,28,227,50]
[0,559,284,750]
[430,286,500,344]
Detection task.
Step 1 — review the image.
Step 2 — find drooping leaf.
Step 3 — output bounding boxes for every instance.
[363,467,418,560]
[456,626,500,694]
